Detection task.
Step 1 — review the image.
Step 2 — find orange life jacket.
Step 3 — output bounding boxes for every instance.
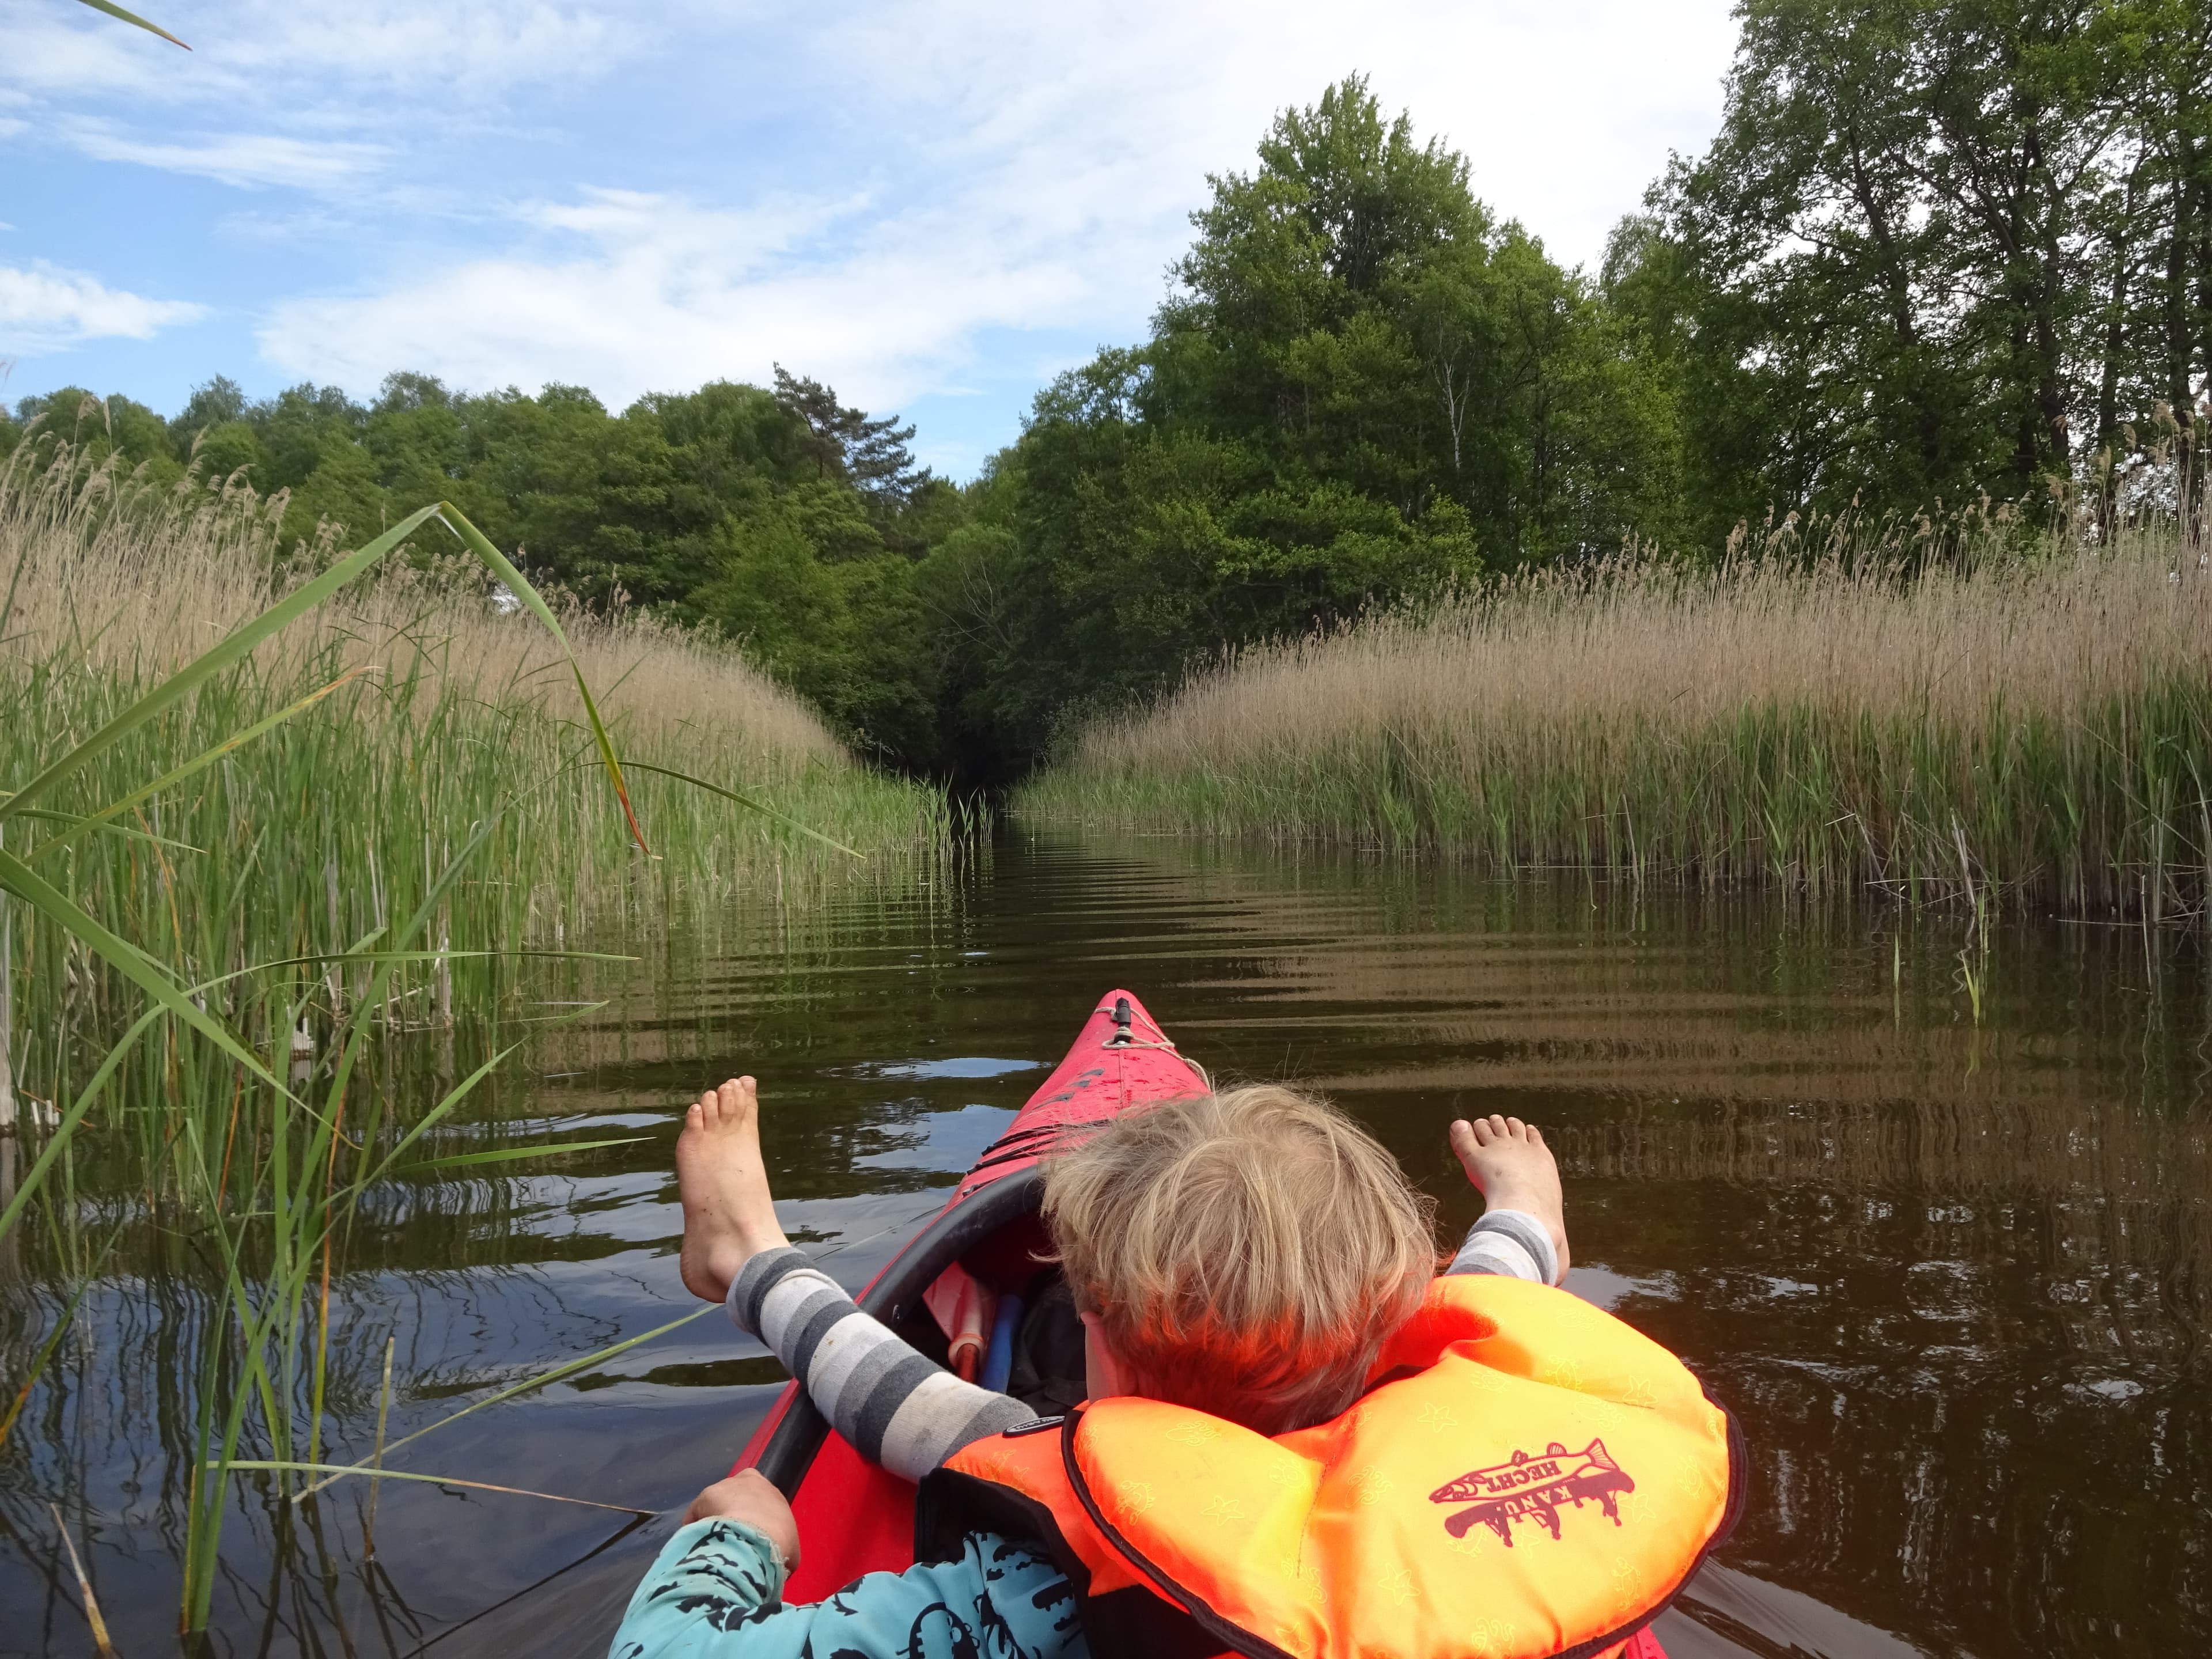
[916,1273,1741,1659]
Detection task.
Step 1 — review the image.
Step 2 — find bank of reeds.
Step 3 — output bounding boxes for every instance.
[0,441,946,1632]
[1021,518,2212,918]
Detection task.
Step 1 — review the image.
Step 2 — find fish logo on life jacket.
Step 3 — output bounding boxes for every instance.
[1427,1439,1634,1546]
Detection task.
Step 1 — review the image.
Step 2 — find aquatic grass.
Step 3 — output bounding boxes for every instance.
[1021,517,2212,918]
[0,490,648,1631]
[0,443,948,1633]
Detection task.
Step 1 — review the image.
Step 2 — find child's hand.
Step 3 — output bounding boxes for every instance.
[684,1469,801,1571]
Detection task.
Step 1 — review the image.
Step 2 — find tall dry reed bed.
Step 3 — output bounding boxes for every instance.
[1024,522,2212,917]
[0,444,947,1632]
[0,448,945,1103]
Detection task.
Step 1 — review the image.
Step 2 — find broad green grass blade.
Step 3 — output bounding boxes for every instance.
[293,1306,718,1498]
[0,1006,162,1242]
[621,759,864,857]
[73,0,188,48]
[0,848,282,1092]
[1,503,443,823]
[203,949,634,982]
[359,1044,524,1184]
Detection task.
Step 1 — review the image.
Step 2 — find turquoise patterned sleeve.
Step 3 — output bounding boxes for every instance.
[607,1519,1089,1659]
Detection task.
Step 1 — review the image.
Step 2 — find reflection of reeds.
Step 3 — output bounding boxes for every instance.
[1025,523,2212,916]
[1051,836,2212,1317]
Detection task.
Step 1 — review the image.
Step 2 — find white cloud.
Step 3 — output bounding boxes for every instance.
[254,0,1737,432]
[806,0,1740,270]
[0,0,638,100]
[67,124,388,188]
[259,187,1084,410]
[0,261,206,353]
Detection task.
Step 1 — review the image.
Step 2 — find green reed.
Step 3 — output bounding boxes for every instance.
[1019,515,2212,920]
[0,441,948,1633]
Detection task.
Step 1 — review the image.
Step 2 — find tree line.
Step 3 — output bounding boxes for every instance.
[10,4,2211,782]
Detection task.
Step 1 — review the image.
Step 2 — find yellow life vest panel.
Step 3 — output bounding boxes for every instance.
[916,1274,1741,1659]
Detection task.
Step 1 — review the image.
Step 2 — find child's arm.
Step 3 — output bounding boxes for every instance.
[675,1077,1035,1482]
[1444,1209,1559,1283]
[728,1247,1036,1482]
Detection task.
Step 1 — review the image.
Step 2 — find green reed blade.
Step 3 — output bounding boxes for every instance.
[2,805,203,854]
[291,1306,719,1499]
[40,665,374,854]
[72,0,188,48]
[620,759,865,857]
[0,1006,162,1241]
[433,507,652,855]
[396,1137,646,1172]
[0,848,279,1090]
[358,1044,525,1185]
[222,1462,650,1515]
[185,950,634,1000]
[1,503,444,824]
[1,1290,84,1451]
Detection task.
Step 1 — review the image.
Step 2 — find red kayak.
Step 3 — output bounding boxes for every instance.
[731,988,1209,1600]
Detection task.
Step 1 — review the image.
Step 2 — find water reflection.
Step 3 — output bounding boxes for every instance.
[1,834,2205,1657]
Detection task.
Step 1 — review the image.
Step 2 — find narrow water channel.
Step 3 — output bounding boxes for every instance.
[3,831,2206,1656]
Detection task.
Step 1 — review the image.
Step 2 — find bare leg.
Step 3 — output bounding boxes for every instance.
[676,1077,791,1304]
[1449,1113,1570,1278]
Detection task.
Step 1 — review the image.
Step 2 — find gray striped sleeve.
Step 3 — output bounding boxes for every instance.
[725,1247,1035,1483]
[1445,1208,1560,1286]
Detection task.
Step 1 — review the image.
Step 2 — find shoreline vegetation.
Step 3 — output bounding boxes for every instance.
[0,442,948,1630]
[0,445,948,1113]
[1019,514,2212,919]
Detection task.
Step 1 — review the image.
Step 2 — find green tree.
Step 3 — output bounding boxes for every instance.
[948,76,1687,776]
[1650,0,2169,526]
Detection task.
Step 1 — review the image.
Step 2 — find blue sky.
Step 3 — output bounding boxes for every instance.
[2,0,1740,478]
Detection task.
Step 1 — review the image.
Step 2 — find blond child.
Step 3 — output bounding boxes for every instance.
[609,1080,1567,1659]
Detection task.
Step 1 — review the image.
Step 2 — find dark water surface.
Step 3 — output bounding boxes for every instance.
[3,832,2207,1656]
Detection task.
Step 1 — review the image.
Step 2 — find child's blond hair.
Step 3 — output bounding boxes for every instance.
[1041,1084,1436,1435]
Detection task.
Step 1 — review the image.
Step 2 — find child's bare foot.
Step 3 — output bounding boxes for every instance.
[676,1077,791,1304]
[1449,1113,1570,1278]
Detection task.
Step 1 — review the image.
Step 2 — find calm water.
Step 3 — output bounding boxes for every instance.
[2,832,2207,1656]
